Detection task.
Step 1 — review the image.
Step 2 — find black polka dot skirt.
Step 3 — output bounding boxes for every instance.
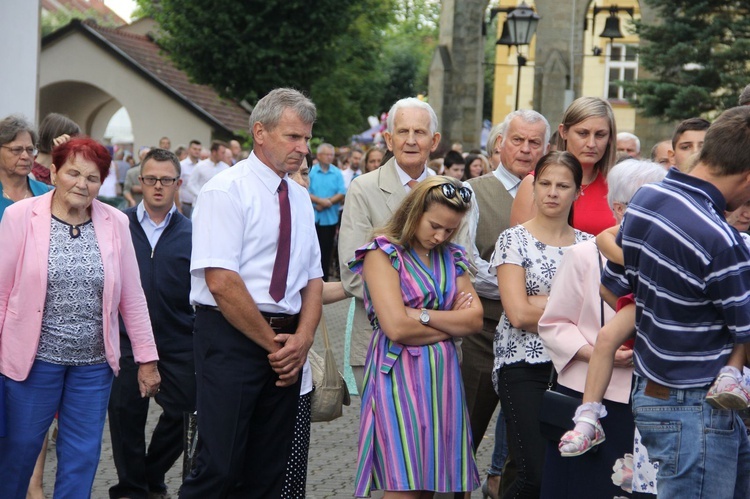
[281,392,312,498]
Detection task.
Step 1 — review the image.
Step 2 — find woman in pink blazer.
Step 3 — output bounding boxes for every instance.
[537,159,666,498]
[0,137,160,498]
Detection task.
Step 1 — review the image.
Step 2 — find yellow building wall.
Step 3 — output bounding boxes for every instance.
[491,0,537,123]
[492,0,640,133]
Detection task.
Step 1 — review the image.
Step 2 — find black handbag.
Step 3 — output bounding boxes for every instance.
[538,243,605,442]
[539,371,582,441]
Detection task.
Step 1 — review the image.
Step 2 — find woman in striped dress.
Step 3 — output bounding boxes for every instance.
[350,176,484,498]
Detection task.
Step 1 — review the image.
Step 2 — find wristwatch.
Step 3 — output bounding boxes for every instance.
[419,308,430,325]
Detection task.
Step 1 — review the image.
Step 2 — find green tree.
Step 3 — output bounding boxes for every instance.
[627,0,750,120]
[309,0,394,144]
[136,0,363,102]
[377,0,440,112]
[136,0,394,143]
[42,8,119,36]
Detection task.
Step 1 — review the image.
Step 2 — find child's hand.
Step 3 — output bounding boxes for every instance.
[613,347,634,368]
[596,225,624,265]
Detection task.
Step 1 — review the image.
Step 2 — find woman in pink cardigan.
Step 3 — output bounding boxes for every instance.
[0,137,160,498]
[537,159,665,498]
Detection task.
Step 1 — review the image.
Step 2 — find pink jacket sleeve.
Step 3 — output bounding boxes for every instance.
[538,241,596,372]
[538,240,631,403]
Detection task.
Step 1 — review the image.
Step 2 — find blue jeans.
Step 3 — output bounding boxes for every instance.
[632,376,750,499]
[0,360,113,499]
[488,412,509,476]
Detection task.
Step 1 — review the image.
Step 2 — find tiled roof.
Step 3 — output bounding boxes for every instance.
[44,19,250,136]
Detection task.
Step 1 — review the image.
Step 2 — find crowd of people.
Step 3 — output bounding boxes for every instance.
[1,83,750,499]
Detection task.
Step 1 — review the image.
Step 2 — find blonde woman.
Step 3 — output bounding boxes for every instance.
[510,97,617,235]
[351,176,483,498]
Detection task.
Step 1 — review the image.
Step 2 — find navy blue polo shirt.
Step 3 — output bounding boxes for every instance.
[602,168,750,389]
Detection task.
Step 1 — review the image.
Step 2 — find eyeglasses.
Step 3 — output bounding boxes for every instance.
[140,176,179,186]
[1,145,37,156]
[439,183,472,203]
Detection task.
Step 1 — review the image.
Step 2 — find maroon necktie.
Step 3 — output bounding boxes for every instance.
[269,179,291,302]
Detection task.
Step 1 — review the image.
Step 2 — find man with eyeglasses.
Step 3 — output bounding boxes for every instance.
[108,148,195,499]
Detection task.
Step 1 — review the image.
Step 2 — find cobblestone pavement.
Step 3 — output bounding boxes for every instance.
[41,298,499,498]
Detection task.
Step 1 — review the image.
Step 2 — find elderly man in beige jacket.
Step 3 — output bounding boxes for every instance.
[338,97,440,390]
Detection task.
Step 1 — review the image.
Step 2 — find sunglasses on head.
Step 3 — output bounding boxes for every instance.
[439,182,472,203]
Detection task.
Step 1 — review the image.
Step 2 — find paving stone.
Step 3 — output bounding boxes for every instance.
[39,296,498,498]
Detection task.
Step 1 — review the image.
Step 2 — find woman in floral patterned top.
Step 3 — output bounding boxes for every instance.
[490,151,592,498]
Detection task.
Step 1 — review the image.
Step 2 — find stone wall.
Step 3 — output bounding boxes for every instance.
[429,0,489,150]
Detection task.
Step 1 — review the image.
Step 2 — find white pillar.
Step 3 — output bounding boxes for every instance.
[0,1,40,122]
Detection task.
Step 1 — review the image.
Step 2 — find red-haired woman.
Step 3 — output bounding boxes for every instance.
[0,137,160,498]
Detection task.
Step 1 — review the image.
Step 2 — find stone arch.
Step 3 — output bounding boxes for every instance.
[39,23,221,149]
[39,80,124,140]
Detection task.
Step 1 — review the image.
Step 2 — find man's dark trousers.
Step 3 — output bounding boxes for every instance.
[108,341,196,498]
[178,308,301,499]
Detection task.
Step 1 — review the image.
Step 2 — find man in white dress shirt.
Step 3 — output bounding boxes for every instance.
[179,89,323,499]
[185,140,229,210]
[340,147,364,190]
[179,139,202,217]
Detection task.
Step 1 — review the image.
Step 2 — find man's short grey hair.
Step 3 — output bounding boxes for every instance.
[487,110,551,151]
[317,143,334,153]
[485,123,504,153]
[0,114,37,147]
[617,132,641,153]
[249,88,316,137]
[606,159,666,210]
[386,98,439,135]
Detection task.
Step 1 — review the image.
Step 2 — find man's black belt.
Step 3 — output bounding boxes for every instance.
[195,304,299,330]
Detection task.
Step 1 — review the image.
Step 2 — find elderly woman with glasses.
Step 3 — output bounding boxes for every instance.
[0,137,160,498]
[349,175,483,498]
[0,115,52,220]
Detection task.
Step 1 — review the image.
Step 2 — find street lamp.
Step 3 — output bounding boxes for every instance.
[493,2,541,110]
[507,2,540,47]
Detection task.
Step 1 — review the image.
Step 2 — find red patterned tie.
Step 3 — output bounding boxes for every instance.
[269,179,291,302]
[407,179,419,189]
